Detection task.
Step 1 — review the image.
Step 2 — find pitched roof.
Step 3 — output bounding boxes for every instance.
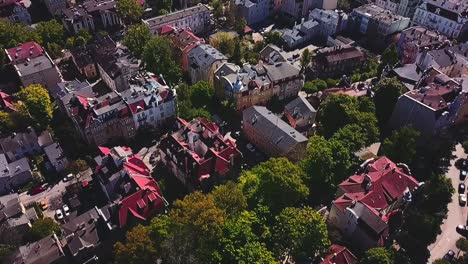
[6,41,44,63]
[61,208,101,256]
[321,245,358,264]
[11,234,64,264]
[143,4,210,29]
[0,91,17,111]
[284,94,316,128]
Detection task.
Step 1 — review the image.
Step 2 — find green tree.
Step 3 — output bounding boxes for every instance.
[77,29,92,44]
[326,78,337,88]
[46,42,62,59]
[300,48,312,72]
[35,19,64,47]
[0,244,15,263]
[114,225,157,264]
[374,77,405,126]
[211,181,247,217]
[231,39,243,65]
[17,84,54,130]
[27,218,60,242]
[158,8,169,15]
[143,36,182,84]
[423,174,454,214]
[0,111,14,134]
[463,140,468,154]
[358,247,392,264]
[312,79,327,91]
[337,0,350,10]
[432,260,451,264]
[210,32,235,56]
[272,207,329,261]
[301,135,352,202]
[456,238,468,252]
[331,124,367,153]
[0,18,41,48]
[234,18,247,37]
[117,0,144,23]
[190,81,214,108]
[381,126,420,164]
[381,43,399,67]
[239,158,309,214]
[154,0,172,13]
[303,81,317,95]
[123,23,151,57]
[66,159,89,175]
[264,31,283,46]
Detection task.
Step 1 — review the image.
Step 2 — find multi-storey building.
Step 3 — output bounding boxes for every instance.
[214,45,303,111]
[43,0,66,15]
[309,9,348,40]
[243,105,308,161]
[412,0,468,39]
[312,44,366,79]
[281,0,337,19]
[350,4,410,43]
[416,42,468,77]
[282,19,319,49]
[158,117,241,189]
[187,44,227,84]
[397,26,448,64]
[375,0,420,18]
[60,0,121,34]
[60,72,176,145]
[328,157,420,251]
[0,1,31,24]
[6,41,62,90]
[234,0,271,25]
[143,4,211,35]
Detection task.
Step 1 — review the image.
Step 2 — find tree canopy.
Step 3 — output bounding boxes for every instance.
[114,225,158,264]
[358,247,392,264]
[381,126,420,165]
[117,0,144,23]
[17,84,54,130]
[123,23,152,57]
[211,181,247,217]
[190,81,215,108]
[303,81,318,95]
[263,31,283,47]
[374,77,405,126]
[27,218,60,242]
[210,32,235,56]
[239,158,309,214]
[272,207,329,261]
[35,20,64,47]
[143,36,182,84]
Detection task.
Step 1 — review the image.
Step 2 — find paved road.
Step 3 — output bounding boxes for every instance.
[428,144,466,263]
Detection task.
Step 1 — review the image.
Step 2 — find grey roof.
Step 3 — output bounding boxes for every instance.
[143,4,210,28]
[188,44,227,69]
[55,80,93,101]
[353,4,408,24]
[97,44,140,79]
[61,208,100,256]
[0,193,22,222]
[43,143,67,167]
[6,207,37,228]
[309,8,347,24]
[0,130,39,156]
[0,155,31,179]
[282,20,319,42]
[11,234,64,264]
[15,55,54,77]
[243,106,307,152]
[284,94,317,126]
[392,64,423,84]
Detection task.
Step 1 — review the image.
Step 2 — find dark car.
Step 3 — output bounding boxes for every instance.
[457,225,468,237]
[29,186,46,195]
[460,183,466,193]
[461,168,468,181]
[444,250,455,261]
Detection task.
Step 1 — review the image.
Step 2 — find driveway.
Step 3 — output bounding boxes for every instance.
[19,179,73,214]
[428,144,467,262]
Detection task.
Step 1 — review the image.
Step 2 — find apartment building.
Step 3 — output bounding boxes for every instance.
[412,0,468,39]
[397,26,448,64]
[312,44,366,78]
[187,44,227,84]
[234,0,271,25]
[143,4,211,35]
[375,0,420,18]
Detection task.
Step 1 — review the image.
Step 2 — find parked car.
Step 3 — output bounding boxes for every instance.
[444,250,455,261]
[39,200,48,210]
[55,209,64,220]
[29,186,46,195]
[461,168,468,181]
[460,194,467,206]
[459,183,466,193]
[457,225,468,237]
[62,204,70,216]
[63,173,74,182]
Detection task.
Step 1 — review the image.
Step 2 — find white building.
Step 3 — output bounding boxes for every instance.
[143,4,211,35]
[281,0,337,19]
[234,0,271,25]
[375,0,420,18]
[309,9,348,40]
[282,19,319,48]
[412,0,468,39]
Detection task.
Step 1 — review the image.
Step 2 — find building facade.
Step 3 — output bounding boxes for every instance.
[143,5,211,35]
[397,26,448,64]
[234,0,271,26]
[312,44,366,78]
[0,1,31,24]
[412,0,468,39]
[43,0,66,15]
[375,0,420,18]
[281,0,337,19]
[187,44,227,84]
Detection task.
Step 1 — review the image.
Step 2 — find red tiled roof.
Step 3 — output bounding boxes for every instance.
[0,91,16,111]
[118,185,164,228]
[129,100,145,114]
[321,245,358,264]
[7,41,44,63]
[244,25,253,34]
[160,25,175,34]
[334,156,419,212]
[124,156,150,176]
[98,146,111,155]
[405,83,455,111]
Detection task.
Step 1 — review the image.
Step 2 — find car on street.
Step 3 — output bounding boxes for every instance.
[29,186,46,195]
[39,200,48,210]
[461,168,468,181]
[62,204,70,216]
[459,183,466,193]
[55,209,64,220]
[457,225,468,237]
[63,173,74,182]
[444,249,455,261]
[460,194,467,206]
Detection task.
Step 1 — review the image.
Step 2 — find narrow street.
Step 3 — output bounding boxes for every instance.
[428,144,467,263]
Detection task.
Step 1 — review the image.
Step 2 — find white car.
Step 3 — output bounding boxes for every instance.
[62,204,70,216]
[460,194,467,206]
[63,174,74,182]
[55,209,64,220]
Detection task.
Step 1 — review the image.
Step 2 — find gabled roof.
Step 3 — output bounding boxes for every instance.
[0,91,16,111]
[61,208,100,257]
[321,245,358,264]
[6,41,44,63]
